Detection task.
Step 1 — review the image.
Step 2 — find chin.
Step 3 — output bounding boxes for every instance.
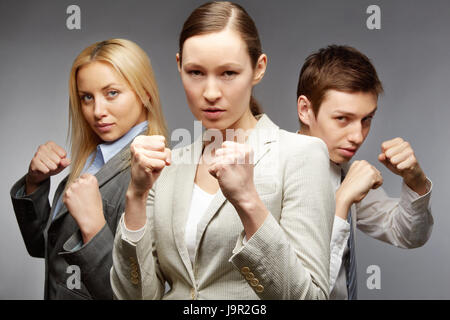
[331,154,349,165]
[98,132,120,143]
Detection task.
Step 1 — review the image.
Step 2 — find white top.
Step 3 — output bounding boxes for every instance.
[121,183,216,265]
[184,184,216,263]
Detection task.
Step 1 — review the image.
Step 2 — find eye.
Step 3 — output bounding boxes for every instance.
[188,70,203,78]
[335,116,347,123]
[222,70,237,79]
[80,94,93,103]
[362,115,374,126]
[107,90,119,98]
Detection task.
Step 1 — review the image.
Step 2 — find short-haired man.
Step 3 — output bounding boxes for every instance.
[297,45,433,299]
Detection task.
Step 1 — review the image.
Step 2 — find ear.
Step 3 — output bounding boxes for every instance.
[297,95,314,127]
[176,53,182,73]
[252,54,267,85]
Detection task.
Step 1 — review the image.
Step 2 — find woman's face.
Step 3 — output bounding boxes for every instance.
[77,61,147,142]
[177,28,266,132]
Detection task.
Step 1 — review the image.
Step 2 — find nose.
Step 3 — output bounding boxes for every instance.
[203,77,221,103]
[347,122,364,146]
[93,97,107,120]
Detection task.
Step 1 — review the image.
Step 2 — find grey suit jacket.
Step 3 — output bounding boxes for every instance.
[111,114,335,300]
[10,139,137,299]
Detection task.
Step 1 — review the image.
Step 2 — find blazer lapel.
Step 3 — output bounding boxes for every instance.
[193,114,278,261]
[171,135,203,282]
[52,135,135,222]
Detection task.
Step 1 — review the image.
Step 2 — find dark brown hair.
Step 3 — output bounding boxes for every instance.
[297,45,383,123]
[179,1,263,116]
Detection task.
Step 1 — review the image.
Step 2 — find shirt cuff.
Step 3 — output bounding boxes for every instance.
[401,178,432,209]
[329,215,350,291]
[402,178,433,202]
[121,217,147,243]
[330,216,350,256]
[16,185,26,198]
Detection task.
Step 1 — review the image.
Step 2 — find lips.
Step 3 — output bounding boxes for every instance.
[202,108,225,120]
[339,147,357,158]
[95,123,115,133]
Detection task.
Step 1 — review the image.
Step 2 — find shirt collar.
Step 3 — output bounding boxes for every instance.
[98,120,148,164]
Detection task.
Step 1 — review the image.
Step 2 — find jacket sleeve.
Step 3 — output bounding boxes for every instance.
[356,179,433,248]
[10,174,51,258]
[229,136,335,300]
[110,187,166,300]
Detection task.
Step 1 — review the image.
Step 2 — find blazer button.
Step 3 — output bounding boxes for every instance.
[245,272,255,280]
[241,267,250,275]
[255,284,264,293]
[131,277,139,285]
[190,288,196,300]
[250,278,259,287]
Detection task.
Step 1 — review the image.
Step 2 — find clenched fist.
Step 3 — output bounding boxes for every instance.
[129,135,171,196]
[208,141,268,239]
[208,141,255,206]
[335,160,383,219]
[26,141,71,194]
[378,137,428,195]
[63,173,105,244]
[124,135,171,230]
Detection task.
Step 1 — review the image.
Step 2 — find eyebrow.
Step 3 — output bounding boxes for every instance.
[78,83,121,94]
[333,106,378,117]
[183,62,243,69]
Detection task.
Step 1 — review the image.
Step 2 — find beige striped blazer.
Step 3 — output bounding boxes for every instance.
[111,114,335,300]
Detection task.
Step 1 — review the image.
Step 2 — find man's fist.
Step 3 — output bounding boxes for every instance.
[129,135,171,196]
[378,137,428,195]
[26,141,71,194]
[335,160,383,219]
[63,173,105,244]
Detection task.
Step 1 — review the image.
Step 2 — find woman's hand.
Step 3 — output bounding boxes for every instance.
[129,135,171,196]
[125,135,171,230]
[63,173,105,244]
[208,141,268,239]
[26,141,71,194]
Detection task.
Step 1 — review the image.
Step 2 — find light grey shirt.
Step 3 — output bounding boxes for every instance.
[328,161,433,300]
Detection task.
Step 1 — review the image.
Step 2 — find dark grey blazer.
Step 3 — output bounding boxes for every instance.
[10,139,136,299]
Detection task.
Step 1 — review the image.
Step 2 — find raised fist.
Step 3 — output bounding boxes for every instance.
[26,141,71,194]
[378,137,428,195]
[208,141,255,206]
[129,135,171,196]
[63,173,105,243]
[336,160,383,211]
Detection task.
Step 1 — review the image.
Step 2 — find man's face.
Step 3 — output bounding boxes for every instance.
[307,90,378,164]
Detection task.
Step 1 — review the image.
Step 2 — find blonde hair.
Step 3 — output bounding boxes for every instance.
[67,38,168,187]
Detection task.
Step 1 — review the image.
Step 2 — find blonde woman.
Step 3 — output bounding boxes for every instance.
[111,2,334,300]
[10,39,167,299]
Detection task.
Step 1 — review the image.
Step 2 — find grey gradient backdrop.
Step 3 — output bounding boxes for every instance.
[0,0,449,299]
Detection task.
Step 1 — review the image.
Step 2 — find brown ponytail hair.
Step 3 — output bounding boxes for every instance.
[179,1,263,116]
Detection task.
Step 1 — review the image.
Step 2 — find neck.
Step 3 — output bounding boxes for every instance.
[298,126,310,136]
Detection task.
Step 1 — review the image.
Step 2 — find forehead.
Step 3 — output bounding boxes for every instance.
[77,61,124,89]
[319,90,378,117]
[181,28,250,66]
